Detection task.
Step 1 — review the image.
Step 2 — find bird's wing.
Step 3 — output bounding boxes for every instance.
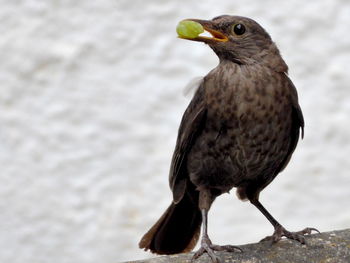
[169,84,207,204]
[276,75,304,173]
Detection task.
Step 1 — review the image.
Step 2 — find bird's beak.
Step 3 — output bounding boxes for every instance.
[180,19,228,43]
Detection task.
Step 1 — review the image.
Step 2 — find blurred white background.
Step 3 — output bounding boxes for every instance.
[1,0,350,262]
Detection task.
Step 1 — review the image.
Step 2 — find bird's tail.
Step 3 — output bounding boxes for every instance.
[139,189,202,255]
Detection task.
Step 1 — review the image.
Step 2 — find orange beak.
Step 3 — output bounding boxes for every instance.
[180,19,228,43]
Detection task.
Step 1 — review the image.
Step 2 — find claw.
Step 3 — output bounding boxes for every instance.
[192,247,220,263]
[191,235,241,263]
[297,227,320,235]
[191,237,219,263]
[210,244,243,253]
[260,225,320,244]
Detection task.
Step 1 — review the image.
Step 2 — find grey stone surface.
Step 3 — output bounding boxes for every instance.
[126,229,350,263]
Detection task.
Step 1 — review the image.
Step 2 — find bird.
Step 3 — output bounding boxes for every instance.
[139,15,318,263]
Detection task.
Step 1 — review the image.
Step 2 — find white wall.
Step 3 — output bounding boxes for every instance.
[1,0,350,262]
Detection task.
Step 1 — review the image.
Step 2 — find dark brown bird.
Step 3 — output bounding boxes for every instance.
[139,15,318,263]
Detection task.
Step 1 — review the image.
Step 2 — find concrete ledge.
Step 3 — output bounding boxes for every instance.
[126,229,350,263]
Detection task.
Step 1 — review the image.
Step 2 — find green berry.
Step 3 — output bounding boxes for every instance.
[176,20,204,39]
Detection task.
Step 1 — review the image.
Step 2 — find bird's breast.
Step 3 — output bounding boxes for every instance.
[203,64,291,130]
[198,65,293,182]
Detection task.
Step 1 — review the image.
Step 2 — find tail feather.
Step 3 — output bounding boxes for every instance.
[139,190,202,255]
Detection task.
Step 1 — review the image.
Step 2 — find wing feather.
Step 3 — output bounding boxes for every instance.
[169,85,207,204]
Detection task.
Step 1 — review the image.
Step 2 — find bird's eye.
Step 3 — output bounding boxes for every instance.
[232,23,246,35]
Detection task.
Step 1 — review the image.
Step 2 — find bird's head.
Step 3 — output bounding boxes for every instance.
[179,15,288,72]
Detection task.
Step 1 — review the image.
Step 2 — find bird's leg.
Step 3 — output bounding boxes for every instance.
[192,209,219,263]
[192,190,241,263]
[250,198,319,244]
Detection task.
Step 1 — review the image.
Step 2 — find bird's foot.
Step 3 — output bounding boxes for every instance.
[191,234,242,263]
[260,225,320,244]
